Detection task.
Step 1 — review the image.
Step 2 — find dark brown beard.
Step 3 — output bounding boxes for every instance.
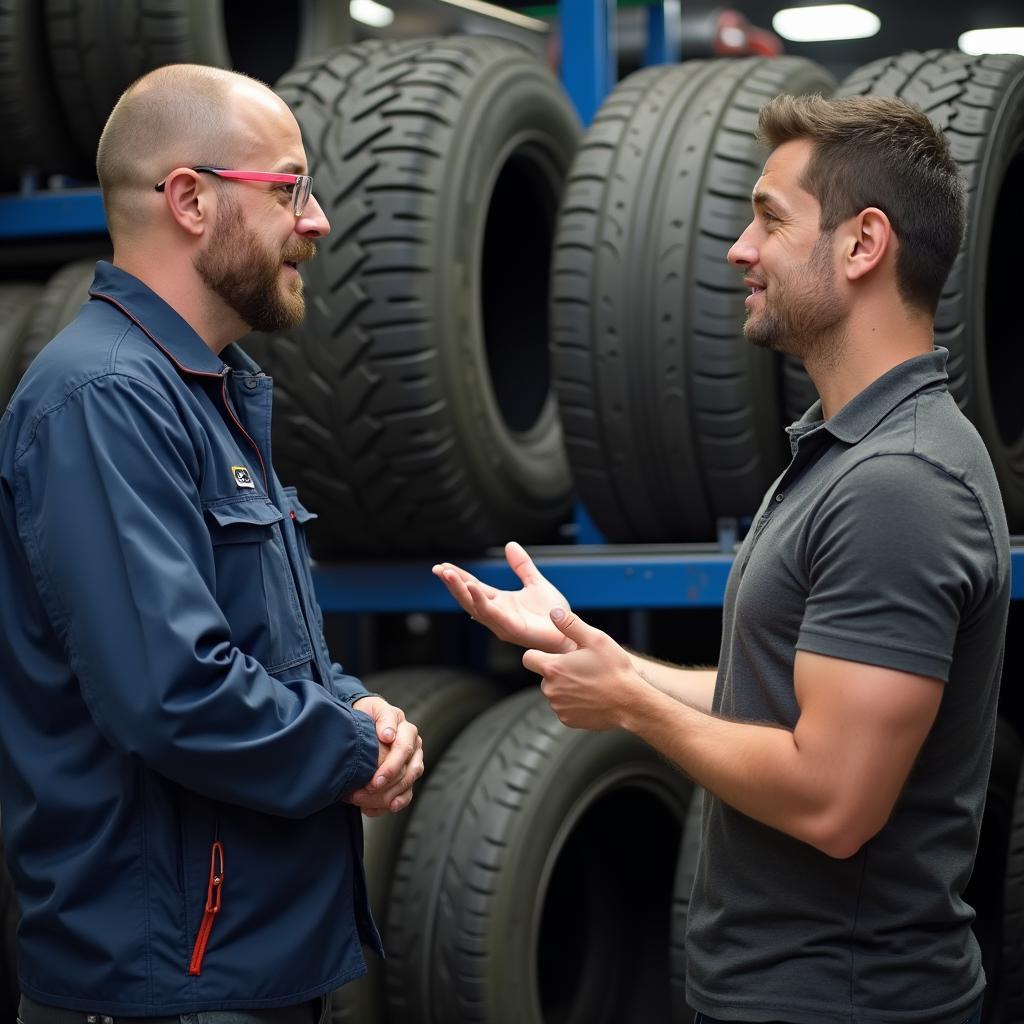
[194,198,315,334]
[743,231,846,363]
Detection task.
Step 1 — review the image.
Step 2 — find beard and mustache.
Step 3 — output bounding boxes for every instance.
[742,231,847,367]
[194,196,316,335]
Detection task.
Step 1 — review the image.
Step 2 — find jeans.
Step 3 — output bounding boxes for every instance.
[693,997,984,1024]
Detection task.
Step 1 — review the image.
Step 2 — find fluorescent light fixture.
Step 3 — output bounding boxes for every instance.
[772,4,880,42]
[350,0,394,28]
[959,27,1024,55]
[437,0,549,33]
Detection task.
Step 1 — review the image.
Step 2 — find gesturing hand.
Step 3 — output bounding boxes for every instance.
[524,607,647,731]
[432,541,576,654]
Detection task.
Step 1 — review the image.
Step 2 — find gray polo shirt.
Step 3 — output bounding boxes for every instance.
[686,348,1011,1024]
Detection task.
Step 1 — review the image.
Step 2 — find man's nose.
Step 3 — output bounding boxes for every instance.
[297,192,330,237]
[727,223,757,266]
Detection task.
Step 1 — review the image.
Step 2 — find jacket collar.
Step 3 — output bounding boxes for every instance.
[88,260,227,377]
[787,347,949,449]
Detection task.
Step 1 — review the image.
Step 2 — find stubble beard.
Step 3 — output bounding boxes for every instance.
[194,197,315,334]
[742,231,847,367]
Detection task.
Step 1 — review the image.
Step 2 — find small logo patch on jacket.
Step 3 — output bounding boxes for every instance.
[232,466,255,489]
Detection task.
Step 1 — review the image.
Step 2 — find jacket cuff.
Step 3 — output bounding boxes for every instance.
[340,708,380,796]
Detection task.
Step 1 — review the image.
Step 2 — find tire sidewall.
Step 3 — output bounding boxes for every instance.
[435,58,579,505]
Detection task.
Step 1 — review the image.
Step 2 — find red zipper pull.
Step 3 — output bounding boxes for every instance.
[187,840,224,976]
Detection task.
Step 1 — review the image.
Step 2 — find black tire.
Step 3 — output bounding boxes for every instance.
[20,258,102,380]
[384,687,692,1024]
[0,0,86,184]
[43,0,351,162]
[330,667,502,1024]
[962,718,1022,1024]
[0,826,19,1020]
[669,787,704,1022]
[255,38,579,555]
[551,57,834,543]
[834,51,1024,530]
[0,284,44,409]
[1002,740,1024,1021]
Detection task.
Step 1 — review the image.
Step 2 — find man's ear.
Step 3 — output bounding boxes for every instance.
[160,169,208,238]
[844,207,892,282]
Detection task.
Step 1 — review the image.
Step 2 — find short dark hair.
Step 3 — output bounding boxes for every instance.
[757,94,966,315]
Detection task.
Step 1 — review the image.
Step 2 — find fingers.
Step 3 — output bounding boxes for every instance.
[432,563,494,615]
[352,695,402,743]
[348,734,424,814]
[373,719,419,788]
[522,647,549,678]
[549,607,599,647]
[505,541,541,586]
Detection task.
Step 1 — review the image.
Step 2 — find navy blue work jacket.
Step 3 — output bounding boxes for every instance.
[0,262,382,1014]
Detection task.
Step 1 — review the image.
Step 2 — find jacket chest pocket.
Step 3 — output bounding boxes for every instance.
[204,496,313,674]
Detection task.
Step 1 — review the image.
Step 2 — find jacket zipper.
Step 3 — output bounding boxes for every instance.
[187,837,225,976]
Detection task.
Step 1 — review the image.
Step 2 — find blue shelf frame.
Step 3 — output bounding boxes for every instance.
[0,187,105,239]
[312,546,1024,613]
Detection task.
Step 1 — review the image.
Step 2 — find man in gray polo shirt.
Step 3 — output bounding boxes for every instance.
[433,93,1010,1024]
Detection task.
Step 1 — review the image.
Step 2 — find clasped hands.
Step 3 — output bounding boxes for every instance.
[432,541,646,731]
[347,696,424,817]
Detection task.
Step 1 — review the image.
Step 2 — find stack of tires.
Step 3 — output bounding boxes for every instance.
[0,0,351,186]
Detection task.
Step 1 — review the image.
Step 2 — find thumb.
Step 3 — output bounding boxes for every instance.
[372,703,398,744]
[549,607,594,646]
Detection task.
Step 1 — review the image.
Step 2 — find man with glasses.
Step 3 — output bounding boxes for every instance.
[0,63,422,1022]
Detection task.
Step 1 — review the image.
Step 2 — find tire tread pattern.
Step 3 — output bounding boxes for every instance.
[551,57,834,542]
[254,38,577,554]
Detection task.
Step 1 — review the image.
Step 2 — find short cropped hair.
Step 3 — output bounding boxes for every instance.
[757,94,966,314]
[96,64,254,239]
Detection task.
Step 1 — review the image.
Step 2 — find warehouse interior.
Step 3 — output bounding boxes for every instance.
[1,1,1023,1022]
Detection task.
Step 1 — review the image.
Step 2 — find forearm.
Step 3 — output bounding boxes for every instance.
[620,686,839,854]
[628,652,717,713]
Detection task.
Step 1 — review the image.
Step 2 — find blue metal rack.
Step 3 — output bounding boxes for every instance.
[312,546,1024,612]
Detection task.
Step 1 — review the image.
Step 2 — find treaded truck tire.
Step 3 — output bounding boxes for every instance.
[0,0,86,183]
[0,284,44,409]
[255,38,579,554]
[329,667,502,1024]
[43,0,351,163]
[383,687,694,1024]
[550,56,834,542]
[814,50,1024,530]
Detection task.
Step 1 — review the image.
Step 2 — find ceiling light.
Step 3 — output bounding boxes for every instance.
[959,27,1024,55]
[350,0,394,28]
[437,0,549,33]
[772,4,880,42]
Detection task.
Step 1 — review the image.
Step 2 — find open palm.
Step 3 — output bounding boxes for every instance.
[432,541,576,654]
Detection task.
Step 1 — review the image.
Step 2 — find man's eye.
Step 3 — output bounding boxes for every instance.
[277,183,296,196]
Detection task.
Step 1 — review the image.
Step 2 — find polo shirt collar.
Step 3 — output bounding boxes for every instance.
[88,260,227,376]
[786,347,949,449]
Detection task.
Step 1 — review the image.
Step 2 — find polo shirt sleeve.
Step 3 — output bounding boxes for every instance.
[12,372,379,815]
[796,453,1000,681]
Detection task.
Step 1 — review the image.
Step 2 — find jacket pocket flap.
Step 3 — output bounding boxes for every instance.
[205,498,284,542]
[286,493,318,525]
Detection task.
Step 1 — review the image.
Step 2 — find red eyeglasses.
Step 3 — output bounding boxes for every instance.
[154,165,314,216]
